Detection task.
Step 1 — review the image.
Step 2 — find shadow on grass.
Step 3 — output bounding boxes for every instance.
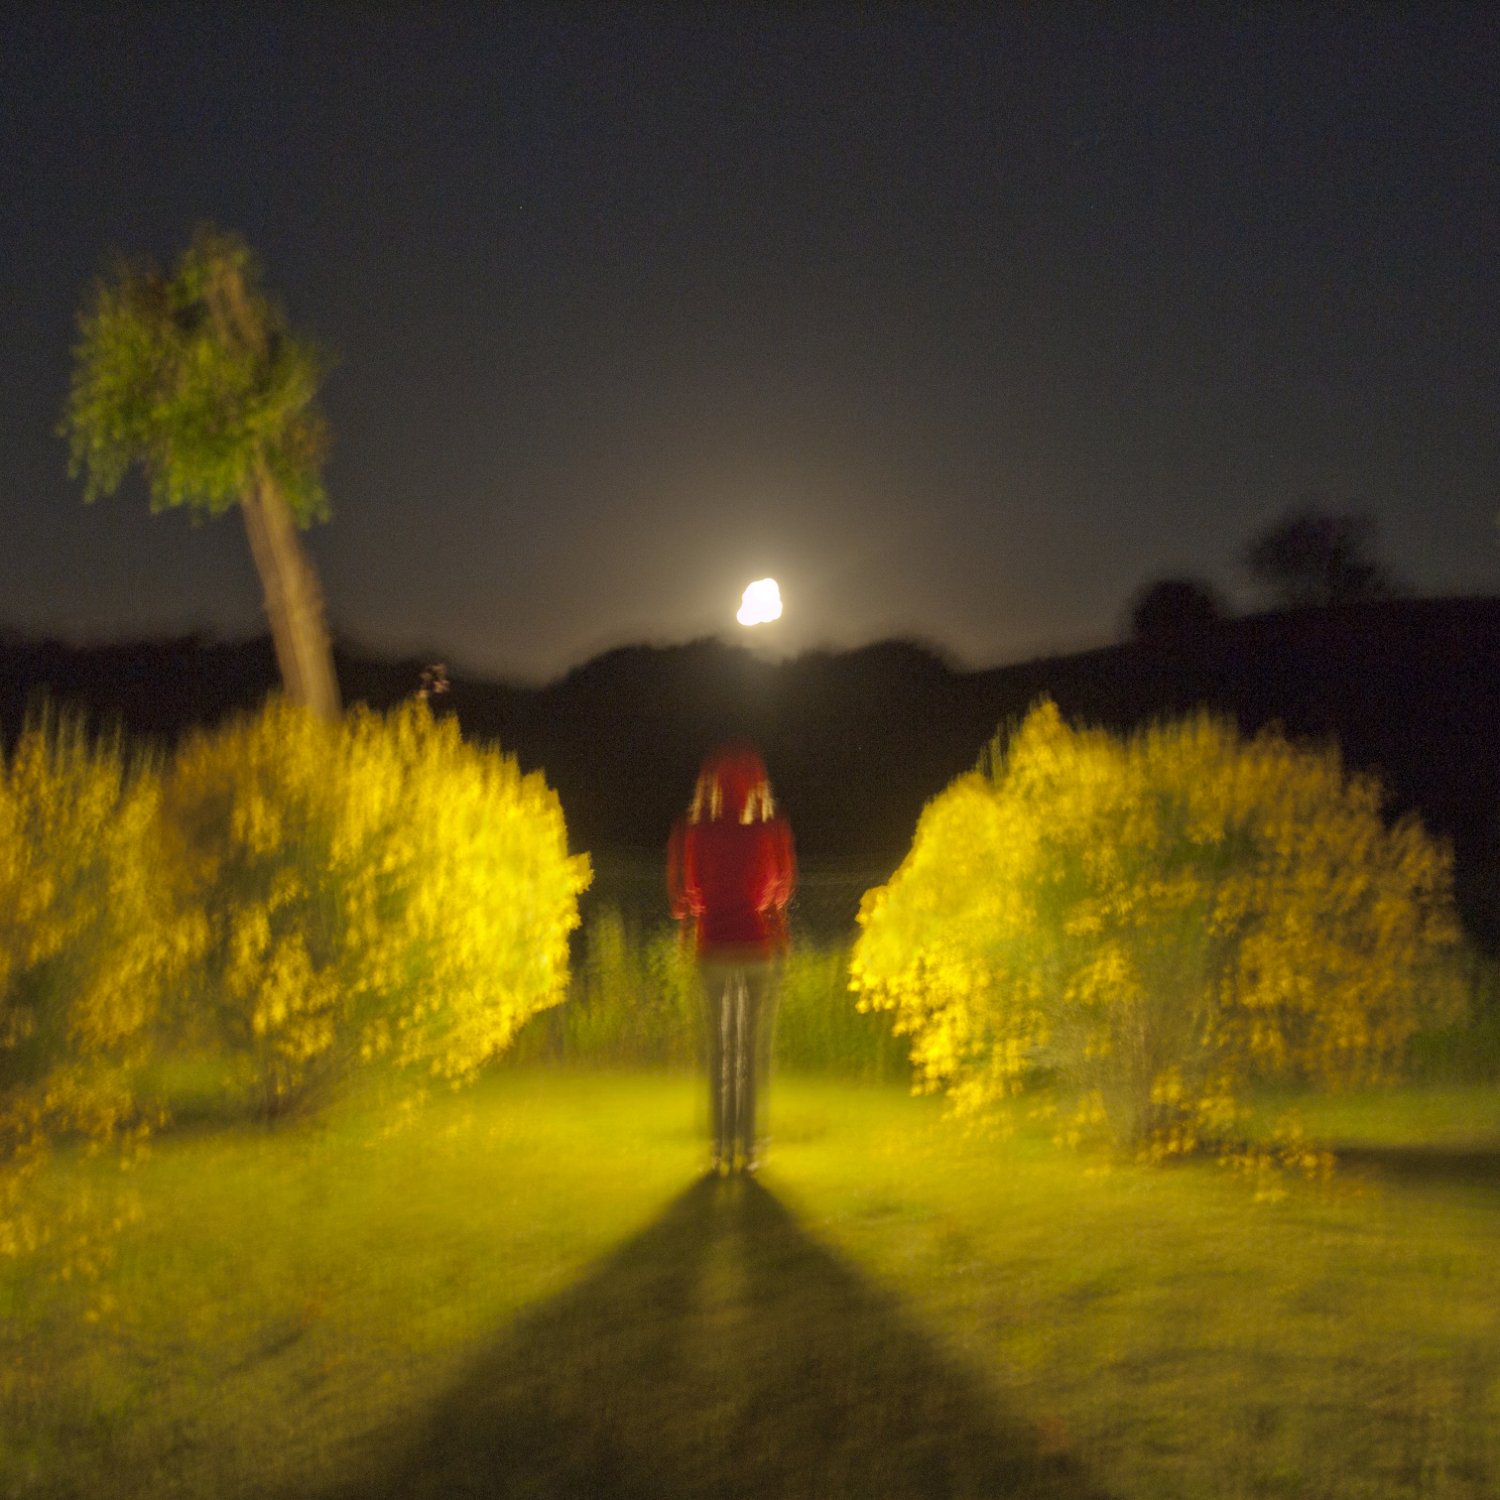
[1334,1143,1500,1188]
[321,1175,1110,1500]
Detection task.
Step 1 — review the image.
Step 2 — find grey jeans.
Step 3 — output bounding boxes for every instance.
[699,955,780,1165]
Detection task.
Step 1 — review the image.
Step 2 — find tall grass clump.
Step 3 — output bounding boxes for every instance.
[777,937,909,1081]
[544,904,906,1079]
[558,906,699,1065]
[1407,948,1500,1083]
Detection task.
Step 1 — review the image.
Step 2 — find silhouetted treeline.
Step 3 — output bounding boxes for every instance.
[5,596,1500,940]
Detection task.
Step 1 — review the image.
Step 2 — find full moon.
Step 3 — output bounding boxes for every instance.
[737,577,783,627]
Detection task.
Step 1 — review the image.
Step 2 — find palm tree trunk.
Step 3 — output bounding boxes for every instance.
[197,249,341,722]
[240,468,341,721]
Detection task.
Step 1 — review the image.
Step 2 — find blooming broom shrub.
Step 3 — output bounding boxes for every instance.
[851,700,1465,1161]
[1,713,173,1251]
[160,698,589,1117]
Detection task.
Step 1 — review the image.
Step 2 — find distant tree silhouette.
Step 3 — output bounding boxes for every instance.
[60,225,341,720]
[1127,575,1225,644]
[1242,507,1403,610]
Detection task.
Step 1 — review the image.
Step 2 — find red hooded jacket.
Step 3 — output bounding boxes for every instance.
[666,744,796,957]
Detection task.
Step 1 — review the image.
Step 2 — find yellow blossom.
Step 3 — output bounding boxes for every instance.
[851,699,1465,1163]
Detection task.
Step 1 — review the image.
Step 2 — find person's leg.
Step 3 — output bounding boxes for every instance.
[736,961,779,1170]
[727,969,749,1168]
[699,960,734,1172]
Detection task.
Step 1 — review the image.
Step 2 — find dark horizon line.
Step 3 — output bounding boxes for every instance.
[6,588,1500,694]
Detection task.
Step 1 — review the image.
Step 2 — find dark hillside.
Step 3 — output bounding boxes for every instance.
[5,596,1500,939]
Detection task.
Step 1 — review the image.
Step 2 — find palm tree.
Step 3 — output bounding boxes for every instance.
[60,225,341,720]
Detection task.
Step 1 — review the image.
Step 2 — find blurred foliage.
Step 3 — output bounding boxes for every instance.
[777,937,911,1082]
[159,698,589,1117]
[851,699,1467,1165]
[1242,506,1403,609]
[559,907,699,1066]
[59,225,331,525]
[526,904,907,1080]
[1127,575,1225,644]
[0,711,172,1251]
[2,697,588,1253]
[1406,948,1500,1083]
[59,225,342,720]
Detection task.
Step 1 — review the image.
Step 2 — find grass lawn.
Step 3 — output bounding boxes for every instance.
[2,1070,1497,1498]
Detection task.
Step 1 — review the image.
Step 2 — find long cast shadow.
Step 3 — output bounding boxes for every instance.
[1333,1143,1500,1188]
[319,1175,1111,1499]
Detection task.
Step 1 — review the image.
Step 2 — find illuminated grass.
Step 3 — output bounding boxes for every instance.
[1,1073,1497,1498]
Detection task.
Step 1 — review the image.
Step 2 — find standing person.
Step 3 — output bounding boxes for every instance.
[667,742,796,1175]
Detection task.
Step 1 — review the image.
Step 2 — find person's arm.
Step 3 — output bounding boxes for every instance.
[666,817,696,921]
[757,818,796,948]
[769,818,796,912]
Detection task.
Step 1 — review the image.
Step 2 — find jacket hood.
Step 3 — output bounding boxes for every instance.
[690,742,775,823]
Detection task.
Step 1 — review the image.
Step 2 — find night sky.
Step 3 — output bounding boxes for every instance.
[3,4,1497,684]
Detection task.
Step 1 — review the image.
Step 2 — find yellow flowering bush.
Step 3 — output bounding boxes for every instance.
[1,714,171,1248]
[161,698,590,1116]
[851,700,1465,1160]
